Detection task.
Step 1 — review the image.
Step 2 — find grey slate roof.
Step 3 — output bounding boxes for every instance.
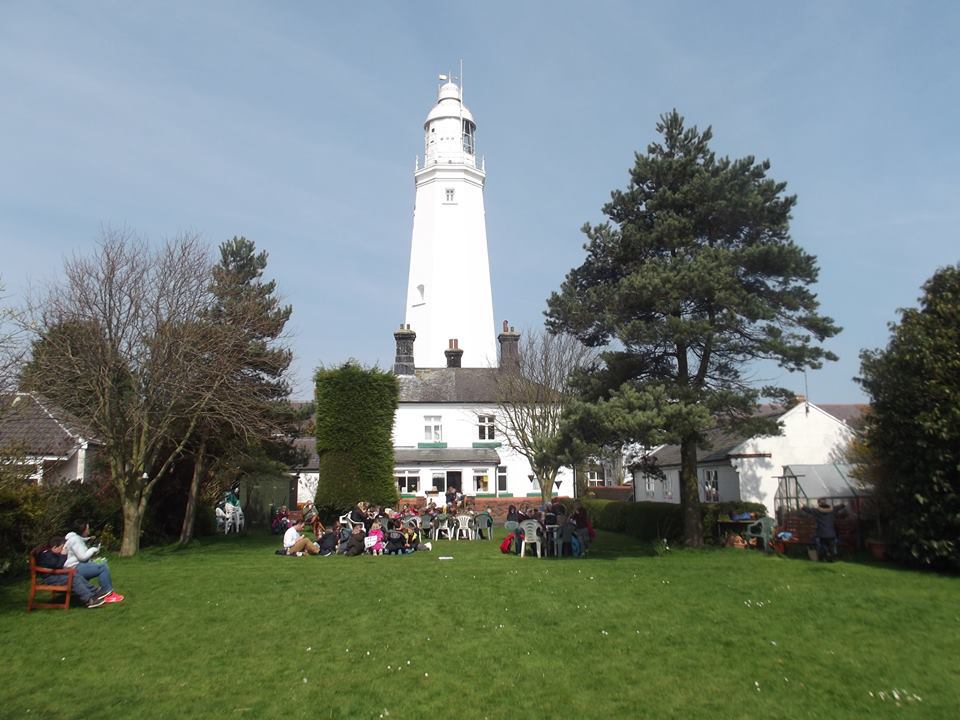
[817,404,868,429]
[648,408,788,468]
[394,447,501,465]
[292,436,319,471]
[0,392,101,456]
[398,368,501,403]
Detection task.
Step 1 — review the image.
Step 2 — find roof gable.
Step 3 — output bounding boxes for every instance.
[0,392,101,456]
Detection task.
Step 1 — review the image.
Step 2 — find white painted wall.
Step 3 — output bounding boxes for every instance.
[404,80,496,369]
[731,404,853,516]
[632,404,853,516]
[393,401,573,499]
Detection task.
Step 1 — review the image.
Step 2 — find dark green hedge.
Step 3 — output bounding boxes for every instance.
[314,362,398,511]
[581,498,768,544]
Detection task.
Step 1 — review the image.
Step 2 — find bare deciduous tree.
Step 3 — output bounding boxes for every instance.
[22,229,292,555]
[495,329,594,503]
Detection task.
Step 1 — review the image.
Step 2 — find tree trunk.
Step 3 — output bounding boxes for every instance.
[119,493,144,557]
[179,440,206,546]
[679,438,703,547]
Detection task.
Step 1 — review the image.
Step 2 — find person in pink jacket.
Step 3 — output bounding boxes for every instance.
[365,521,385,555]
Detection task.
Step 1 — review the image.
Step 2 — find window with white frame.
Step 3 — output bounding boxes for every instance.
[432,472,446,493]
[585,464,605,487]
[644,474,656,496]
[445,188,455,202]
[395,469,420,494]
[473,468,490,494]
[702,469,719,503]
[478,415,495,440]
[497,465,508,493]
[663,475,674,501]
[424,415,442,442]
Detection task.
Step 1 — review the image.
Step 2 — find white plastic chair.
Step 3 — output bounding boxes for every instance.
[519,520,543,558]
[215,506,228,532]
[432,516,452,540]
[474,513,493,540]
[453,515,473,540]
[224,504,242,534]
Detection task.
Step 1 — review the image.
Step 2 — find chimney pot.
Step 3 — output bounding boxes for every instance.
[444,340,464,368]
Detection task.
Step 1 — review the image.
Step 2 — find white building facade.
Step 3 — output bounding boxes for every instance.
[634,403,856,517]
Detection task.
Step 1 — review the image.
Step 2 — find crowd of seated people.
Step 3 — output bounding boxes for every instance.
[276,501,433,557]
[501,500,594,556]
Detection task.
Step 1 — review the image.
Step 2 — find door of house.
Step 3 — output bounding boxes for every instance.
[446,471,462,499]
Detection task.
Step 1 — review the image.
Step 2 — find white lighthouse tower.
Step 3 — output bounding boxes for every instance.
[403,76,497,369]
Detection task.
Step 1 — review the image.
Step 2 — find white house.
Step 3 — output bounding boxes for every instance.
[0,392,102,485]
[390,329,574,502]
[634,402,861,517]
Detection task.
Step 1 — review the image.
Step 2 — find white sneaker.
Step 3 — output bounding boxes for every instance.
[296,551,304,557]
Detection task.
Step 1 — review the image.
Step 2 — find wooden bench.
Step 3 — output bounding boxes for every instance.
[27,555,77,611]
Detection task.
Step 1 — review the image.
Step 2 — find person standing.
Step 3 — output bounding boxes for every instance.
[803,499,847,561]
[64,521,124,603]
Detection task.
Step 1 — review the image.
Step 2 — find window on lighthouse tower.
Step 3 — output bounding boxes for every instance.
[462,120,475,154]
[445,188,455,203]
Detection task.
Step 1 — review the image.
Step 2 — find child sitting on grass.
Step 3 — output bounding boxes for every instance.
[365,521,385,555]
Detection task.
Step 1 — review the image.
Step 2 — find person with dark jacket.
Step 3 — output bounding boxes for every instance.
[803,499,847,561]
[35,537,106,608]
[344,526,366,556]
[385,523,406,555]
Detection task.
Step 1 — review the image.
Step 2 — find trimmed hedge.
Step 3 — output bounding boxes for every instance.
[581,498,768,544]
[314,362,399,511]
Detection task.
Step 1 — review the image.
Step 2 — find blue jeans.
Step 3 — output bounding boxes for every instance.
[45,572,96,601]
[76,561,113,592]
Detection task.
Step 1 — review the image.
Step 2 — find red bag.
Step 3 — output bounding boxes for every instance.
[499,533,515,554]
[586,517,596,540]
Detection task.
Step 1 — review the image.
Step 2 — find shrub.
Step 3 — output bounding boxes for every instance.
[314,362,399,511]
[581,498,767,545]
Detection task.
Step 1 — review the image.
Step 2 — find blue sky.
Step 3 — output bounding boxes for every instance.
[1,1,957,402]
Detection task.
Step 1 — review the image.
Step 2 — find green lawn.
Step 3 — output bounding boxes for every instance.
[1,530,958,719]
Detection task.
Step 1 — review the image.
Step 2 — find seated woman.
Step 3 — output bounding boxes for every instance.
[316,523,340,556]
[64,520,123,603]
[349,501,368,529]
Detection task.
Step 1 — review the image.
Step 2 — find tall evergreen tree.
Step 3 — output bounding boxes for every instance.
[547,111,839,545]
[178,236,293,543]
[857,264,960,569]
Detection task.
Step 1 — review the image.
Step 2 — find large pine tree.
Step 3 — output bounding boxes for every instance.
[547,111,839,545]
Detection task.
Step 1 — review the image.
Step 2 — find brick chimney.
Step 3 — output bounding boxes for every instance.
[498,320,520,370]
[393,324,416,375]
[444,338,464,368]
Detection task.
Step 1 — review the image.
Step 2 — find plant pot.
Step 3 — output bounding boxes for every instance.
[866,538,889,561]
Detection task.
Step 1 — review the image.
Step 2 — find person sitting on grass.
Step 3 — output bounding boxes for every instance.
[384,521,406,555]
[283,519,320,556]
[64,520,123,603]
[316,524,339,556]
[365,521,385,555]
[344,525,366,556]
[35,537,107,608]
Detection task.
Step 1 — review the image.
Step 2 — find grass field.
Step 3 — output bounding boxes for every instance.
[1,529,958,719]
